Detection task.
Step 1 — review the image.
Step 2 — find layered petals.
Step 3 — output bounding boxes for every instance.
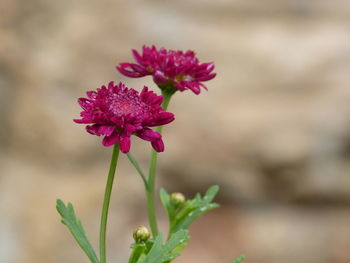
[117,45,216,95]
[75,81,175,153]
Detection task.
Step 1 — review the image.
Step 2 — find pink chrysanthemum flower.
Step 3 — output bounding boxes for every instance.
[74,81,175,153]
[117,45,216,95]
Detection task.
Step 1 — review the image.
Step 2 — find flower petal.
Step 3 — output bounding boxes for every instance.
[74,118,91,124]
[151,138,164,152]
[132,49,144,64]
[116,63,146,78]
[99,125,115,136]
[136,128,161,141]
[149,112,174,126]
[119,134,131,153]
[154,70,168,83]
[78,98,92,111]
[102,133,119,147]
[86,124,101,135]
[195,73,216,82]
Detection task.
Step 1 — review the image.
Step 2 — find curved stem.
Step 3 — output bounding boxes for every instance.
[99,144,120,263]
[147,91,173,237]
[127,152,148,189]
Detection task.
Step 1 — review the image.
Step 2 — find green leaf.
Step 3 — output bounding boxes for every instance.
[56,199,99,263]
[126,153,148,188]
[171,203,219,233]
[203,185,220,202]
[230,254,246,263]
[138,230,190,263]
[159,188,176,222]
[168,185,220,234]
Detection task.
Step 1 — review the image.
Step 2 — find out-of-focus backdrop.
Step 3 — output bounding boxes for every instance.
[1,0,350,262]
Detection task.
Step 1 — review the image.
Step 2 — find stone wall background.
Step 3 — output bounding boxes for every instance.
[1,0,350,262]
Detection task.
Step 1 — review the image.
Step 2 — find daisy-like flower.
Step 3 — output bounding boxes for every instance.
[117,45,216,95]
[74,81,175,153]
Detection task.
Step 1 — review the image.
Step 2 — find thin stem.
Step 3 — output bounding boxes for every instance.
[160,90,173,112]
[146,91,173,237]
[127,152,148,189]
[146,150,159,237]
[99,144,120,263]
[128,244,145,263]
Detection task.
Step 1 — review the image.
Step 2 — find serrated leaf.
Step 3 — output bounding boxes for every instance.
[140,230,189,263]
[56,199,99,263]
[203,185,219,202]
[168,185,220,235]
[230,254,246,263]
[160,188,176,222]
[171,203,219,234]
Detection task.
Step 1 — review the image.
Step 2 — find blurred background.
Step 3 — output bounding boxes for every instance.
[1,0,350,262]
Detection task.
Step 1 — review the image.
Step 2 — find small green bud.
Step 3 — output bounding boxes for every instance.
[133,226,151,243]
[170,192,186,206]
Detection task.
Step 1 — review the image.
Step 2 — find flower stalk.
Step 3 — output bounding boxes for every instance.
[99,144,120,263]
[146,89,174,237]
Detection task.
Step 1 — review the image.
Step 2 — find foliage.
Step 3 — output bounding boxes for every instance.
[129,230,190,263]
[56,199,99,263]
[160,185,220,235]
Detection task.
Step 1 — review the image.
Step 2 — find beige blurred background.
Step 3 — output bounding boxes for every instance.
[1,0,350,262]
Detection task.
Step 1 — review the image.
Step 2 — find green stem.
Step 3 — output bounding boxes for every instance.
[128,244,146,263]
[127,152,148,189]
[146,91,173,237]
[99,144,120,263]
[160,90,173,112]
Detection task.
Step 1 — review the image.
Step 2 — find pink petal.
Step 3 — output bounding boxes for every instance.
[140,86,149,100]
[153,70,168,83]
[86,124,100,135]
[174,81,186,92]
[119,134,131,153]
[132,49,144,64]
[125,124,136,133]
[150,112,175,126]
[98,125,115,136]
[136,128,161,141]
[116,63,144,78]
[74,118,91,124]
[195,73,216,82]
[78,98,92,110]
[151,139,164,152]
[206,62,215,71]
[102,133,119,147]
[86,91,98,99]
[186,83,201,94]
[130,64,148,75]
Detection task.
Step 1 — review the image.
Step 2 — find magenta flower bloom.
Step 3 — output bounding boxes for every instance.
[117,45,216,95]
[74,82,175,153]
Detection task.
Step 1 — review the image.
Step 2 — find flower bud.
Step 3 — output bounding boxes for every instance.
[170,192,186,206]
[133,226,151,243]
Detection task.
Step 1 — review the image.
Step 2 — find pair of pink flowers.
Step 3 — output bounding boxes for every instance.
[75,46,216,153]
